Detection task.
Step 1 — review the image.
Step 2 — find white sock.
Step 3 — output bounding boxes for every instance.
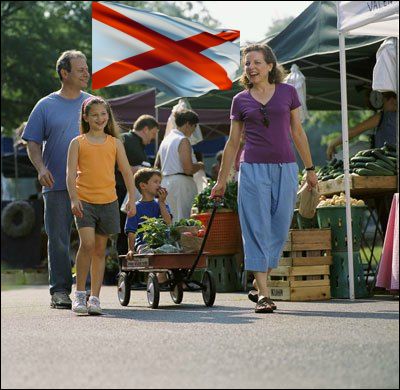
[258,295,265,302]
[75,290,86,297]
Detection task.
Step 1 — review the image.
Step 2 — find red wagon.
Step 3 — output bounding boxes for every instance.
[117,203,220,309]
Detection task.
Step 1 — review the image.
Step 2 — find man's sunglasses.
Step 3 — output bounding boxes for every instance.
[260,105,270,127]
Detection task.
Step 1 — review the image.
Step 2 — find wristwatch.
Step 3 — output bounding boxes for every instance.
[305,165,315,171]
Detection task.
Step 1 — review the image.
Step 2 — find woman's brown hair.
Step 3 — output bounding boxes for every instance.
[239,44,287,89]
[80,97,120,138]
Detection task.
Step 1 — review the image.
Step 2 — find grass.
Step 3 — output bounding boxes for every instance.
[360,245,383,266]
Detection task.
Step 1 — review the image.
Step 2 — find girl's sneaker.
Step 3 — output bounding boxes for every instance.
[72,291,88,314]
[87,296,102,315]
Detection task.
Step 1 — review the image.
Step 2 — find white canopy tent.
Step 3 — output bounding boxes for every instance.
[336,1,399,299]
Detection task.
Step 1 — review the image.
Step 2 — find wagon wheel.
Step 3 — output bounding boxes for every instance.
[166,271,183,304]
[170,282,183,304]
[117,272,131,306]
[147,273,160,309]
[202,270,216,307]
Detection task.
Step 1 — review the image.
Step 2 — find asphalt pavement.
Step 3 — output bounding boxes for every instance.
[1,285,399,389]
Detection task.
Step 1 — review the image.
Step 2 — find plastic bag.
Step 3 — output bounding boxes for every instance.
[285,64,309,123]
[372,38,397,93]
[298,182,320,218]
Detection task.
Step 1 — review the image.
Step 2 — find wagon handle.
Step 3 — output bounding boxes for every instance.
[187,199,221,279]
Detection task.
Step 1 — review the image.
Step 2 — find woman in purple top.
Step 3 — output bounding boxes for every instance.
[211,44,318,313]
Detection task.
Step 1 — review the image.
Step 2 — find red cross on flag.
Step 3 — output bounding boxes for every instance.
[92,2,240,97]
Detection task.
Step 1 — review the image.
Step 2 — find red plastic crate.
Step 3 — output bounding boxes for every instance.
[192,211,242,255]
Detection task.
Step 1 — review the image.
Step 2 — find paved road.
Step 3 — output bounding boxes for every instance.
[1,286,399,389]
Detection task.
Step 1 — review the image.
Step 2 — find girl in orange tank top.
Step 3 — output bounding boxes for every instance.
[66,96,136,315]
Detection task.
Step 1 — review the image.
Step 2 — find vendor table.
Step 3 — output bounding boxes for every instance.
[318,175,398,292]
[318,175,397,198]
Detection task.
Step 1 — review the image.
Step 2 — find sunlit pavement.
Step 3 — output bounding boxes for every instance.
[1,285,399,389]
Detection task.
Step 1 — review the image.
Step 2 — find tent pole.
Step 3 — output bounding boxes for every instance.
[339,32,355,300]
[300,56,370,71]
[300,58,371,83]
[306,93,364,110]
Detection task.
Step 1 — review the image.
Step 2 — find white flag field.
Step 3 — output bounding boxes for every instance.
[92,2,241,97]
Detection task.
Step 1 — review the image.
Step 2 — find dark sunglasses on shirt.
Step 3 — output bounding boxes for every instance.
[259,105,270,128]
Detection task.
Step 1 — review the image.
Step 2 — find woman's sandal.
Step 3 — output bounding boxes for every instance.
[255,297,274,313]
[248,291,277,310]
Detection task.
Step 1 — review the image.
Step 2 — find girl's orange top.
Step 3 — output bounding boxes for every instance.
[76,134,118,204]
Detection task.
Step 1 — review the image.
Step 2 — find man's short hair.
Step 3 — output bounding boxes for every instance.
[134,168,162,193]
[56,50,87,81]
[174,109,199,127]
[134,115,159,131]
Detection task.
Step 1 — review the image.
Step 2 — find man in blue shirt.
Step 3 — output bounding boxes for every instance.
[22,50,91,309]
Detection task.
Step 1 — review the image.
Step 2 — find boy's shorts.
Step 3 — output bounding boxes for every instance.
[74,200,120,236]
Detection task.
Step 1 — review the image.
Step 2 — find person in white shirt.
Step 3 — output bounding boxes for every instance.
[156,110,204,222]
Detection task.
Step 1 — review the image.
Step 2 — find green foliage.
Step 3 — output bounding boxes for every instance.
[300,110,375,166]
[193,180,238,213]
[1,1,219,133]
[308,110,373,130]
[264,16,294,38]
[136,217,172,248]
[169,218,202,241]
[2,1,91,132]
[172,218,202,228]
[321,132,342,147]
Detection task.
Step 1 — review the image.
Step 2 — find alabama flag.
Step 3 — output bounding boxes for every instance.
[92,2,240,97]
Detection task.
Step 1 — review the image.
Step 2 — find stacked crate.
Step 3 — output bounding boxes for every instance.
[267,229,332,301]
[316,206,368,298]
[192,211,243,292]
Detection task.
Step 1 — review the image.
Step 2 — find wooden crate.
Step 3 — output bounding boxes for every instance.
[282,229,332,251]
[268,285,331,301]
[281,228,332,266]
[318,175,397,197]
[268,229,332,301]
[268,265,331,301]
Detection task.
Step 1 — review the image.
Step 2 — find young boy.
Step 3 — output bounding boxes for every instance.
[125,168,172,258]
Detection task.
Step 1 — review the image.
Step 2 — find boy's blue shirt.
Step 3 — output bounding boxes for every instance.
[125,199,172,250]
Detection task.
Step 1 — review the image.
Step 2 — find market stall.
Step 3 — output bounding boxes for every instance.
[154,1,398,299]
[337,0,399,299]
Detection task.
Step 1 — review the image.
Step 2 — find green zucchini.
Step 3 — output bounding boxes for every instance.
[373,159,395,171]
[350,156,376,163]
[365,162,395,175]
[355,168,381,176]
[350,162,368,168]
[372,150,395,166]
[384,151,397,158]
[361,150,375,157]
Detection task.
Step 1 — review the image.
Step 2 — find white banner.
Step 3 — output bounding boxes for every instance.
[337,1,399,37]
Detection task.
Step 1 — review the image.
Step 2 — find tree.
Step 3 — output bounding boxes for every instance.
[1,1,219,135]
[265,16,294,38]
